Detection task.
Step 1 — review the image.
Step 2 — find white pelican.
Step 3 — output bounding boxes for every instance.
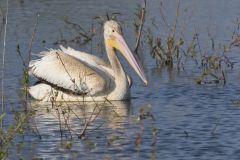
[29,20,147,101]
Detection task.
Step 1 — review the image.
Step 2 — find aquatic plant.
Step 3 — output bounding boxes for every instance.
[146,0,185,70]
[134,0,146,53]
[0,12,39,159]
[145,0,235,85]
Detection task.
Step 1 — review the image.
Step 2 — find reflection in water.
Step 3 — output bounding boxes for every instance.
[31,100,131,138]
[22,100,158,160]
[22,100,138,159]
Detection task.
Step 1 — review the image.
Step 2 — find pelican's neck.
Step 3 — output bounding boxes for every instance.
[105,44,130,99]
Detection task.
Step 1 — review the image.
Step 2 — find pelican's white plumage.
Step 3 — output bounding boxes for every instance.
[29,48,111,95]
[29,20,147,101]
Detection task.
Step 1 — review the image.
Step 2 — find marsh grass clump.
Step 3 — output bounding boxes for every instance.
[230,18,240,48]
[195,48,234,85]
[185,32,234,85]
[0,14,39,159]
[190,30,235,85]
[0,3,33,159]
[195,54,228,85]
[0,110,31,159]
[145,0,236,85]
[147,31,184,68]
[145,0,186,70]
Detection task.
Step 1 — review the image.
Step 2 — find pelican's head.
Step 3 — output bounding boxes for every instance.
[104,20,147,85]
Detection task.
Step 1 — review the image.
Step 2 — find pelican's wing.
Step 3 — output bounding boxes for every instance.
[60,46,132,87]
[29,49,113,95]
[60,46,111,71]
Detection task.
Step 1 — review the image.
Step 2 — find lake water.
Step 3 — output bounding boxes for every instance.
[1,0,240,159]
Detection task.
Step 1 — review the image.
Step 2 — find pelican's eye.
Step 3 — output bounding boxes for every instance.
[112,29,115,32]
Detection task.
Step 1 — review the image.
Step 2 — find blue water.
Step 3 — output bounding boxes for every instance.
[1,0,240,159]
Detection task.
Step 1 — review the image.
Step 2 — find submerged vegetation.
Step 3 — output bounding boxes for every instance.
[142,0,237,85]
[1,0,240,159]
[146,0,183,68]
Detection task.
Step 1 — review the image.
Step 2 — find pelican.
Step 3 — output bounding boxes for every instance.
[29,20,147,101]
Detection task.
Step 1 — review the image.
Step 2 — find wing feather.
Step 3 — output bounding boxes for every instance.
[60,45,111,68]
[60,46,132,87]
[29,49,113,95]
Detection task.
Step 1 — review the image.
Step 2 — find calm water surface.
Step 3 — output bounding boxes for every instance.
[1,0,240,159]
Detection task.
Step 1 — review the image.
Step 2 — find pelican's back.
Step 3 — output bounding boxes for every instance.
[29,49,111,96]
